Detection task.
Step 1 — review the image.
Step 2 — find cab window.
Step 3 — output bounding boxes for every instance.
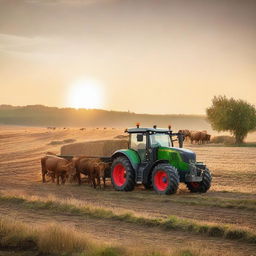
[130,133,147,161]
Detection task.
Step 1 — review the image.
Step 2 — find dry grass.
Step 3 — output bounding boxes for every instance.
[1,194,255,245]
[0,216,215,256]
[48,138,77,145]
[0,216,119,256]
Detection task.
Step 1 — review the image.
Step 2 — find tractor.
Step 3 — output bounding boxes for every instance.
[110,125,212,194]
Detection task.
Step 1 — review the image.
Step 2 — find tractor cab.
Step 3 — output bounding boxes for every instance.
[127,125,184,163]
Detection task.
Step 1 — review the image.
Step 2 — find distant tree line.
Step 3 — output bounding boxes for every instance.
[0,105,207,129]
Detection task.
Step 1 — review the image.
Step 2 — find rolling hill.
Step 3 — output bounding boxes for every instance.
[0,105,211,131]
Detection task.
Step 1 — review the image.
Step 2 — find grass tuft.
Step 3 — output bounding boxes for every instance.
[208,226,225,237]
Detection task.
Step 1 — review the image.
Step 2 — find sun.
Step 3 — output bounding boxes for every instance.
[68,79,103,109]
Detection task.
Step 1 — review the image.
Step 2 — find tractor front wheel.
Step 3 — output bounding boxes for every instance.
[186,168,212,193]
[152,164,179,195]
[111,156,135,191]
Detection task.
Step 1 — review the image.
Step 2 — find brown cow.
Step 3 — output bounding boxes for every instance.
[200,132,212,144]
[200,132,208,144]
[94,162,111,189]
[41,155,76,185]
[205,134,211,143]
[188,131,202,144]
[72,157,101,185]
[73,157,110,189]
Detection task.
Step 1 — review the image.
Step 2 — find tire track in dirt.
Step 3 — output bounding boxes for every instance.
[0,203,255,256]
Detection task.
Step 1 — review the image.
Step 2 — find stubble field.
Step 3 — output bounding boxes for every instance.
[0,126,255,256]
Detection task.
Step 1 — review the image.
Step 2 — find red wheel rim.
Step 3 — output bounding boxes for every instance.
[154,170,168,191]
[113,163,126,186]
[191,182,200,188]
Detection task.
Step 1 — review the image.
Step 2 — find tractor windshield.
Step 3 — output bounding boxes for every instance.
[150,133,171,148]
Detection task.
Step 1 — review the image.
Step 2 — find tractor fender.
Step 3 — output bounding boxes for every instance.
[111,150,140,171]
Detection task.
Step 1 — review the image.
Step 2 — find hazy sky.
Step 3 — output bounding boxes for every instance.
[0,0,255,114]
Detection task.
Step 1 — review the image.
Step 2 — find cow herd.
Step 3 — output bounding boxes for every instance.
[41,153,110,188]
[178,130,211,144]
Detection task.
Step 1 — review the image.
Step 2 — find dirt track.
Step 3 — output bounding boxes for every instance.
[0,126,256,255]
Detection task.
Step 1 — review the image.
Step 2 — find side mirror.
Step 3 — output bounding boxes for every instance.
[137,134,144,142]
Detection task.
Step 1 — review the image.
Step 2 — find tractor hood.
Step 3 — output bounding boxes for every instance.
[158,147,196,164]
[171,147,196,163]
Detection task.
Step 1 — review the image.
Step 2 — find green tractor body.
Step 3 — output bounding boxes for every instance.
[110,126,212,194]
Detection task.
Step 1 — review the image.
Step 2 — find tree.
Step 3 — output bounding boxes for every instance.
[206,96,256,144]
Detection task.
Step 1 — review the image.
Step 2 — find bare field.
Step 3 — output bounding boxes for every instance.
[0,126,256,256]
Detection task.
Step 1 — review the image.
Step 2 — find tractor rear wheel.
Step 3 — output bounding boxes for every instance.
[186,168,212,193]
[111,156,135,191]
[152,164,179,195]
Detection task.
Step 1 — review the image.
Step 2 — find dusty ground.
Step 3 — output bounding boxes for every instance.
[0,126,256,255]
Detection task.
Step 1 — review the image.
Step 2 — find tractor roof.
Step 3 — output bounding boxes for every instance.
[126,127,171,133]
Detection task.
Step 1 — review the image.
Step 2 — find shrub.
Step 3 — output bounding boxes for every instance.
[210,135,235,144]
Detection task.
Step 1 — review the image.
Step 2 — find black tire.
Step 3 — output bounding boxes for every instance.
[152,164,179,195]
[111,156,135,191]
[186,168,212,193]
[143,182,153,190]
[143,172,152,190]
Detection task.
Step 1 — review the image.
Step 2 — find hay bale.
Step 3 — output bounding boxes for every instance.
[60,139,129,157]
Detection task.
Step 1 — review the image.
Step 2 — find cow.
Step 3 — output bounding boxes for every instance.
[94,162,111,189]
[188,131,202,144]
[72,157,110,189]
[72,157,101,185]
[188,131,211,144]
[205,134,211,143]
[200,132,208,144]
[200,131,211,144]
[41,155,76,185]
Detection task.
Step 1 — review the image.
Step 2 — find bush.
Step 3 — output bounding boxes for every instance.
[210,136,235,144]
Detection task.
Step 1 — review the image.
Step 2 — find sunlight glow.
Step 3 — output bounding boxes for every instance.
[68,79,103,109]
